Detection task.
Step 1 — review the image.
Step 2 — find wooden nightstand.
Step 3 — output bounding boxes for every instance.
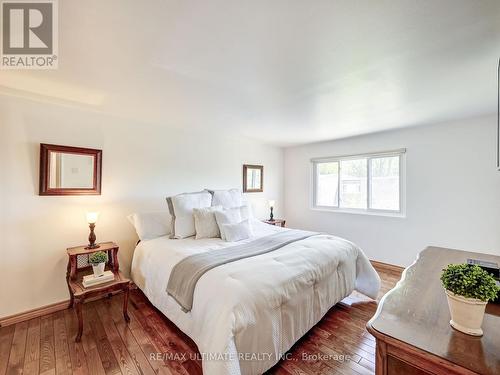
[262,219,286,227]
[66,241,130,342]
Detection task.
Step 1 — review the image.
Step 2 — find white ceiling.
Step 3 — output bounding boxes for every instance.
[1,0,499,146]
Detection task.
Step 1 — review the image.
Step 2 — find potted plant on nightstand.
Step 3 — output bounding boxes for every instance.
[441,263,499,336]
[89,251,107,277]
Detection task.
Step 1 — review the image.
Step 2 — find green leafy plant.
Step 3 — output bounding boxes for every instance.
[441,264,499,302]
[89,251,107,265]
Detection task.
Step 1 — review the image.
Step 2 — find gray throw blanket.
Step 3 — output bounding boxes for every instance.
[167,229,318,312]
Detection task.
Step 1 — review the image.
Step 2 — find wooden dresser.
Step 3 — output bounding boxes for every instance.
[367,247,500,375]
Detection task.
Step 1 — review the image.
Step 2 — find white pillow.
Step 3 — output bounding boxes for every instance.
[222,219,253,242]
[214,207,241,241]
[207,189,243,208]
[240,203,252,219]
[193,206,223,239]
[214,205,251,240]
[166,191,212,239]
[127,212,171,241]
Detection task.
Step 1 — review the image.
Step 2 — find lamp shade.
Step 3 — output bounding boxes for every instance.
[268,200,275,208]
[86,212,99,224]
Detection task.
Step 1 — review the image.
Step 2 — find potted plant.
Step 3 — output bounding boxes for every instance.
[441,263,499,336]
[89,251,107,277]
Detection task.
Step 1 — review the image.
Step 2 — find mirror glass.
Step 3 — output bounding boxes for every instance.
[48,151,95,189]
[243,164,263,192]
[246,168,262,190]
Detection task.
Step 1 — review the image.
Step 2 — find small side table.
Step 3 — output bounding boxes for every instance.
[262,219,286,228]
[66,241,130,342]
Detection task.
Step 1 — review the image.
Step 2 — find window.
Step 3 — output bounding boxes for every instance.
[312,149,405,215]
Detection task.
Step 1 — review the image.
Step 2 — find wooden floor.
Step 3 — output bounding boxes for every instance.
[0,265,402,375]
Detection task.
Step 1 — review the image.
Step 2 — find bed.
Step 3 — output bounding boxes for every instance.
[131,218,380,375]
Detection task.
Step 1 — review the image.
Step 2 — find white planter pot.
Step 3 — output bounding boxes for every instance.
[92,262,105,277]
[445,290,487,336]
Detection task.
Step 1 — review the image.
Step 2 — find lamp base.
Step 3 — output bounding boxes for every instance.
[86,223,99,250]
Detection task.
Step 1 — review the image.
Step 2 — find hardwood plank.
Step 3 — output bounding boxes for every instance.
[139,315,202,374]
[277,355,312,375]
[85,303,121,375]
[267,366,295,375]
[24,318,41,363]
[319,318,377,354]
[64,309,89,375]
[85,347,107,375]
[23,318,41,375]
[300,335,365,375]
[22,360,40,375]
[80,304,97,354]
[292,342,352,375]
[109,294,174,374]
[110,295,141,331]
[6,321,28,375]
[131,303,193,375]
[0,325,16,375]
[53,311,72,375]
[39,315,56,374]
[115,321,162,375]
[94,301,140,375]
[128,321,174,375]
[311,326,374,363]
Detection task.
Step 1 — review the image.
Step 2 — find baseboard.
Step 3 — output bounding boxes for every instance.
[0,290,124,327]
[370,260,405,274]
[0,300,70,327]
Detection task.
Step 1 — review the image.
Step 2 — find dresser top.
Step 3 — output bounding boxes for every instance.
[368,246,500,374]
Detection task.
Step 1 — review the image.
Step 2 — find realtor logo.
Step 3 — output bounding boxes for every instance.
[1,0,58,69]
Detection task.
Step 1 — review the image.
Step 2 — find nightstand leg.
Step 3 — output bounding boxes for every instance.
[75,298,83,342]
[68,287,74,308]
[123,285,130,323]
[66,260,74,308]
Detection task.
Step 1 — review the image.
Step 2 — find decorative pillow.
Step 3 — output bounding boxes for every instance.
[166,191,212,239]
[193,206,223,239]
[222,219,253,242]
[214,207,241,241]
[127,212,171,241]
[207,189,243,208]
[214,205,252,240]
[240,203,252,220]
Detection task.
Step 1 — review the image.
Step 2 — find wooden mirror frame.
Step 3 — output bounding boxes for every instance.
[39,143,102,195]
[243,164,264,193]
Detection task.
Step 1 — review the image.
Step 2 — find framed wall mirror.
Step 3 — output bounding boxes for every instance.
[39,144,102,195]
[243,164,263,193]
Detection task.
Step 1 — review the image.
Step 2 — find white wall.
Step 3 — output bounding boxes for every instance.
[0,96,283,318]
[284,115,500,267]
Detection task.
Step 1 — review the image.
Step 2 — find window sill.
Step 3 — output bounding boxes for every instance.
[310,206,406,218]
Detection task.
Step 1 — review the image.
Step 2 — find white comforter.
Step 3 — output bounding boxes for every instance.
[131,220,380,375]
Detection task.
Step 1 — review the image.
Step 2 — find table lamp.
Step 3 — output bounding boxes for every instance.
[268,200,275,221]
[85,212,100,249]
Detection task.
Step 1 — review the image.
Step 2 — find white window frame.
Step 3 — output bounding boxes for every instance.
[311,149,406,217]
